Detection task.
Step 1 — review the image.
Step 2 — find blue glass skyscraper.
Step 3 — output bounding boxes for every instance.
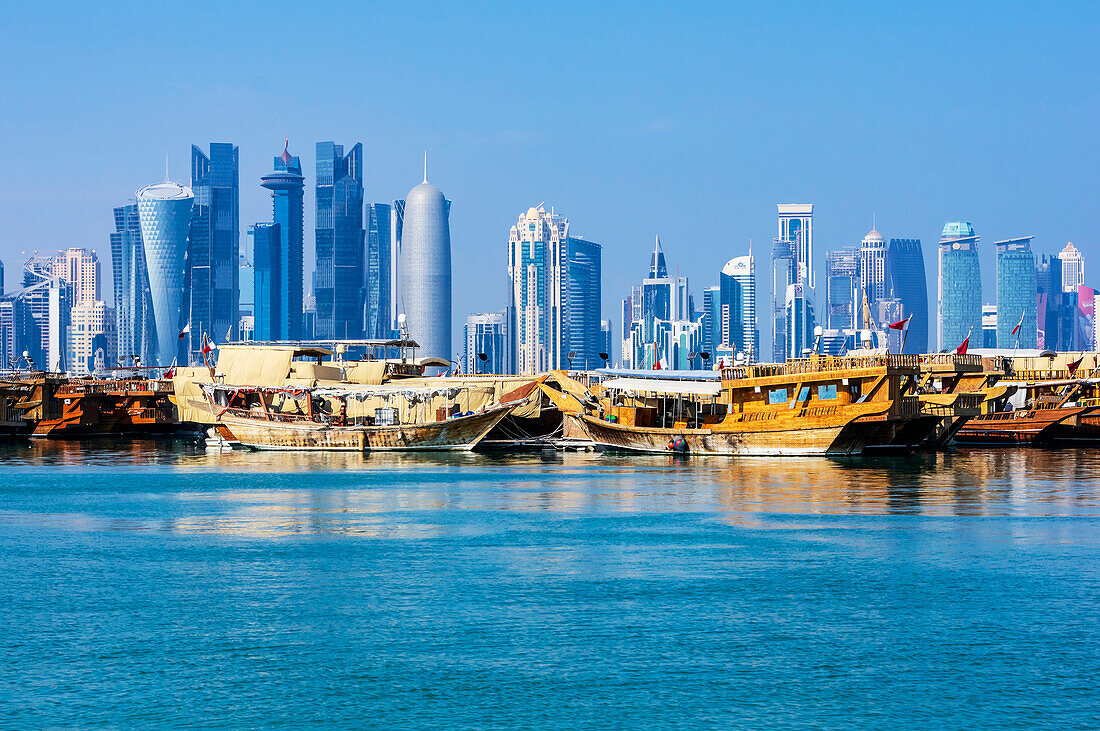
[365,202,392,339]
[995,236,1037,348]
[136,181,193,366]
[315,141,364,340]
[190,143,239,348]
[885,238,927,353]
[110,202,154,364]
[260,139,305,340]
[937,222,981,351]
[250,223,281,341]
[563,237,602,369]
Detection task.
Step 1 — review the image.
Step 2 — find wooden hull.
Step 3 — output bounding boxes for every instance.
[571,401,894,456]
[217,406,513,452]
[954,406,1092,445]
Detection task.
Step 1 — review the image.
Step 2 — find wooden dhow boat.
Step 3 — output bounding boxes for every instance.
[201,379,540,452]
[557,355,925,456]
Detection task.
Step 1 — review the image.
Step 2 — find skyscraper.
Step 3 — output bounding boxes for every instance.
[365,202,393,339]
[720,254,758,361]
[825,247,860,330]
[399,172,451,362]
[995,236,1037,349]
[1058,242,1085,293]
[69,300,114,374]
[21,254,71,372]
[250,223,282,341]
[260,139,305,340]
[982,304,998,348]
[937,221,981,352]
[774,204,813,361]
[784,283,812,359]
[110,202,153,364]
[190,143,239,349]
[771,238,796,361]
[463,312,508,374]
[1036,253,1062,350]
[389,199,405,335]
[315,141,364,340]
[859,226,886,304]
[884,238,928,353]
[508,205,602,373]
[136,180,193,366]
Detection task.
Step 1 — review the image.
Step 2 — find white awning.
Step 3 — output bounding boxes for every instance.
[602,377,722,397]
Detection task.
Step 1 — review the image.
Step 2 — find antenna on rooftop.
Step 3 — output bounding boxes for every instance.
[164,153,170,183]
[423,151,427,183]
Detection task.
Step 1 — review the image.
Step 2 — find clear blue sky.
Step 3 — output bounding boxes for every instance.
[2,1,1097,354]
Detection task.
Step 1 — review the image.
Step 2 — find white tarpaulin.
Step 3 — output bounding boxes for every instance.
[601,377,721,397]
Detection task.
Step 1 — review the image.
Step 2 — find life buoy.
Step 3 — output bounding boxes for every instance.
[674,437,688,453]
[666,438,676,451]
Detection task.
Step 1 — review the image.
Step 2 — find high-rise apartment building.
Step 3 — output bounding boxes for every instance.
[463,312,508,374]
[859,226,886,304]
[1059,242,1085,294]
[399,174,452,363]
[884,238,928,354]
[136,180,193,366]
[260,139,305,341]
[937,221,981,351]
[365,202,393,339]
[52,249,100,306]
[771,239,796,361]
[69,300,114,374]
[190,143,239,349]
[777,204,814,288]
[995,236,1037,348]
[315,141,364,339]
[825,247,860,330]
[509,205,602,373]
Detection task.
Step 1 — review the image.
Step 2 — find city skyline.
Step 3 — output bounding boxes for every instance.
[1,3,1095,359]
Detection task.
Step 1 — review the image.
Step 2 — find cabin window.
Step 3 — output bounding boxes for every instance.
[768,388,788,405]
[818,384,837,400]
[798,387,810,402]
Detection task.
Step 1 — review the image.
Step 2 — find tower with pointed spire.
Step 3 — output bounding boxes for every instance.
[620,236,699,369]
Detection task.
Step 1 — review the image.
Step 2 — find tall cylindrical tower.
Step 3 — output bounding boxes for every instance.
[398,179,451,363]
[136,181,193,365]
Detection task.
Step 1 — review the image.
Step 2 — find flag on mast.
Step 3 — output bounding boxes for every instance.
[178,321,190,339]
[956,327,972,355]
[1069,355,1084,375]
[1011,311,1025,336]
[888,315,911,331]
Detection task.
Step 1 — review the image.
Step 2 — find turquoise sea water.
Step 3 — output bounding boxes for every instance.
[1,441,1098,728]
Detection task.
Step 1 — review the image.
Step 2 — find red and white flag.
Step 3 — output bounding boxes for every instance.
[956,333,970,355]
[201,333,216,356]
[163,357,177,379]
[888,315,911,331]
[178,321,191,339]
[1012,311,1025,336]
[1069,355,1084,375]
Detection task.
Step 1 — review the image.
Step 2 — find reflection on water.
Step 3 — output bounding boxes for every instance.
[0,440,1098,539]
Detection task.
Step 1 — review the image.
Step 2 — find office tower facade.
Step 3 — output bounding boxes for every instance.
[508,205,602,373]
[771,239,796,361]
[1077,286,1096,350]
[190,143,239,350]
[365,202,393,339]
[784,283,812,359]
[261,139,305,341]
[463,312,508,374]
[1036,253,1063,350]
[136,180,193,366]
[701,285,719,357]
[315,141,364,340]
[389,199,405,334]
[238,239,254,341]
[250,223,282,341]
[69,300,114,374]
[110,202,154,364]
[719,255,758,361]
[859,226,886,304]
[400,175,451,362]
[995,236,1037,349]
[982,305,998,348]
[825,247,860,330]
[884,238,928,353]
[52,248,100,306]
[1059,242,1085,293]
[937,221,981,351]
